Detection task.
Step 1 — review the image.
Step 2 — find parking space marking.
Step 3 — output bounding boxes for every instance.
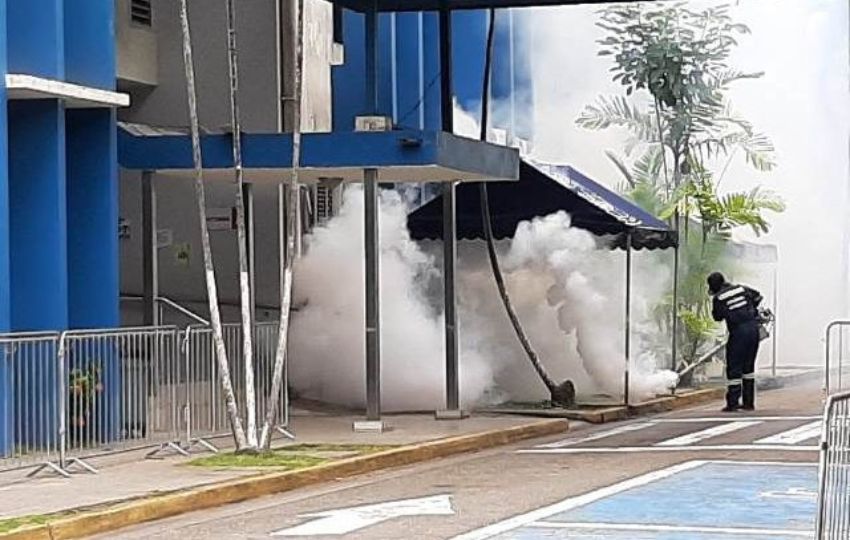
[528,521,810,536]
[451,461,705,540]
[454,461,817,540]
[755,421,822,445]
[650,416,820,423]
[537,422,656,449]
[655,420,762,447]
[519,444,819,454]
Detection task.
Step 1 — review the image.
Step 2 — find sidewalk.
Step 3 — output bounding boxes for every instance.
[0,412,552,521]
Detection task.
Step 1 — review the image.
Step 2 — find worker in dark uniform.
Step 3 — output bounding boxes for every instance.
[708,272,763,412]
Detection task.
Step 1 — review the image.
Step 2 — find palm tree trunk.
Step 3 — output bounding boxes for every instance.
[260,0,304,449]
[223,0,259,451]
[178,0,247,450]
[478,8,571,406]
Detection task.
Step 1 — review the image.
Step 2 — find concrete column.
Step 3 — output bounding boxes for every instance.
[8,99,66,450]
[8,100,68,331]
[67,109,119,329]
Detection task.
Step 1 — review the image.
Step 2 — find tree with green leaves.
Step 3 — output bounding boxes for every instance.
[578,2,784,369]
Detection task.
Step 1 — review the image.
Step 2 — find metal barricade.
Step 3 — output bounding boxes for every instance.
[825,321,850,395]
[815,390,850,539]
[0,332,62,475]
[1,321,291,478]
[58,326,181,473]
[183,322,290,445]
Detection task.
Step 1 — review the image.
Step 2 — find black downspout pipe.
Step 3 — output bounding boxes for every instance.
[477,9,574,408]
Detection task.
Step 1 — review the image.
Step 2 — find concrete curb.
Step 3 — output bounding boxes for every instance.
[0,419,568,540]
[482,387,727,424]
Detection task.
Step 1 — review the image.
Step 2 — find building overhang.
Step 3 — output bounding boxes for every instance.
[328,0,642,12]
[6,74,130,108]
[118,125,520,184]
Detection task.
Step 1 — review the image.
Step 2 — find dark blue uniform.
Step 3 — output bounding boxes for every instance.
[712,283,763,410]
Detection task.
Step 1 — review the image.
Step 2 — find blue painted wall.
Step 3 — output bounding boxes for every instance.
[332,8,531,138]
[0,0,10,458]
[63,0,116,89]
[7,0,63,78]
[8,101,68,332]
[67,109,119,329]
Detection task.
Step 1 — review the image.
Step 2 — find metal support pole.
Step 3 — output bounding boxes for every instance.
[142,171,158,327]
[364,168,381,421]
[624,233,632,406]
[439,4,460,413]
[771,262,778,378]
[443,183,459,411]
[671,243,680,373]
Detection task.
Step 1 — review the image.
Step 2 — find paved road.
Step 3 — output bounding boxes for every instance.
[99,381,826,539]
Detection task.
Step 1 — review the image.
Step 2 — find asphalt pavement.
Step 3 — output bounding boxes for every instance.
[97,380,826,540]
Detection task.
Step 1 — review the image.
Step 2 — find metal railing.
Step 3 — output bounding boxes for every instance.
[0,332,62,474]
[0,322,291,478]
[183,322,290,444]
[815,390,850,539]
[825,321,850,395]
[157,297,210,326]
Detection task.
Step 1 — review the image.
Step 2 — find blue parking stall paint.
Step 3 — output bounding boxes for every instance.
[455,461,819,540]
[491,528,807,540]
[549,463,816,532]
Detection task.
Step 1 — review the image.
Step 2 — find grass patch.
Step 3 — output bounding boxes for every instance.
[188,452,329,469]
[0,514,52,534]
[281,443,394,454]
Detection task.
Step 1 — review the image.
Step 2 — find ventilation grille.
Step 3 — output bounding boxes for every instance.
[131,0,153,27]
[316,185,334,223]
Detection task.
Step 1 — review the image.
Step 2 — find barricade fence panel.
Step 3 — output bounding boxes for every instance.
[184,322,286,442]
[816,390,850,539]
[825,321,850,394]
[0,333,61,472]
[0,322,289,476]
[61,326,182,464]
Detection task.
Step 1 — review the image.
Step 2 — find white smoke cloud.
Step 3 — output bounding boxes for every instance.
[289,187,494,411]
[289,183,676,409]
[521,0,850,367]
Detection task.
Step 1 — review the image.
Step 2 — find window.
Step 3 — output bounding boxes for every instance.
[130,0,153,27]
[332,5,344,45]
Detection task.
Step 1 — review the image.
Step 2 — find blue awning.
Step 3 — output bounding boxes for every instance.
[406,159,677,250]
[117,123,519,185]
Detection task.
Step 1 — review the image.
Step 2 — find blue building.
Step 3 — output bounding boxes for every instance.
[333,8,532,138]
[0,0,128,457]
[0,0,531,457]
[0,0,125,333]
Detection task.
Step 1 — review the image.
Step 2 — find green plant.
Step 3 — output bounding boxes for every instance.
[579,2,784,366]
[68,363,103,439]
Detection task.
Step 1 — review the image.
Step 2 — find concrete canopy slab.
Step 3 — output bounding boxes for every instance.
[118,127,520,184]
[6,74,130,108]
[327,0,644,12]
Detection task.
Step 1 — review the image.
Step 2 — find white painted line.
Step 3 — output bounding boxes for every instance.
[652,416,821,423]
[656,420,762,447]
[273,495,454,536]
[756,421,823,445]
[450,461,707,540]
[529,521,811,537]
[537,422,656,449]
[518,444,820,454]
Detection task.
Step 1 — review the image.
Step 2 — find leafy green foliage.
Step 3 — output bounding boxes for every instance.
[579,2,784,364]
